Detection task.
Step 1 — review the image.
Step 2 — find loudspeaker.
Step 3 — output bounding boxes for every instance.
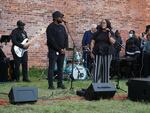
[8,86,38,104]
[85,83,116,100]
[0,59,8,82]
[127,78,150,102]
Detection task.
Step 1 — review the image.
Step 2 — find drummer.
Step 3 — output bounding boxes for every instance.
[82,24,97,73]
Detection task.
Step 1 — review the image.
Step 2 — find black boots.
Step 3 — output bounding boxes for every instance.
[57,81,66,89]
[48,83,66,89]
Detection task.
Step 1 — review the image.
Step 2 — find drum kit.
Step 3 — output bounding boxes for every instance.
[63,48,88,80]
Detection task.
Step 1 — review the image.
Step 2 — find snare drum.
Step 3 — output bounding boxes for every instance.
[64,64,87,80]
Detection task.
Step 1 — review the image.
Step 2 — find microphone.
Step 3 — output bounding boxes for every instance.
[62,19,67,23]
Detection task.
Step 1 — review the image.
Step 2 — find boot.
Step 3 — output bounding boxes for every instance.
[57,82,66,89]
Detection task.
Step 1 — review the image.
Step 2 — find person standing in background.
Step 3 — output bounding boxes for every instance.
[82,24,97,74]
[113,30,123,60]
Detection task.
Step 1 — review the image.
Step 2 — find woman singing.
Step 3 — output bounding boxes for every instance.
[90,19,115,83]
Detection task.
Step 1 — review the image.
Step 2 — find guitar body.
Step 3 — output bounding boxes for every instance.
[14,38,28,57]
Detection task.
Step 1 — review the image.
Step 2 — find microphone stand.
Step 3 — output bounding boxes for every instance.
[113,39,126,92]
[64,21,76,90]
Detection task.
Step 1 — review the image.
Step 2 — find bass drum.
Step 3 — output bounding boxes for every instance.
[64,64,87,80]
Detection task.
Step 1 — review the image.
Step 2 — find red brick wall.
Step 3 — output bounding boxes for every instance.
[0,0,150,67]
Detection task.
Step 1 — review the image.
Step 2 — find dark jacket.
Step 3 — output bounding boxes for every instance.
[11,28,28,49]
[114,36,122,52]
[10,28,28,61]
[82,30,94,46]
[46,22,68,53]
[11,27,28,55]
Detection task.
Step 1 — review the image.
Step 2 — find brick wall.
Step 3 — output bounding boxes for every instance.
[0,0,150,67]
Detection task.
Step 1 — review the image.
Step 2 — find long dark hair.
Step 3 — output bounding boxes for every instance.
[97,19,112,31]
[98,19,112,31]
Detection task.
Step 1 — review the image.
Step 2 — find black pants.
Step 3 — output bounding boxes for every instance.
[12,51,28,81]
[48,50,65,87]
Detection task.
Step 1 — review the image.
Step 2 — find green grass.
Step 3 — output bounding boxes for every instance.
[0,67,150,113]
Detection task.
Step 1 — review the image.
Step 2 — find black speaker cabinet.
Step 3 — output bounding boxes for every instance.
[8,86,38,104]
[127,78,150,102]
[85,83,116,100]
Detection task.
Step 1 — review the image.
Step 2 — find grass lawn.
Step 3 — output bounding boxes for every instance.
[0,68,150,113]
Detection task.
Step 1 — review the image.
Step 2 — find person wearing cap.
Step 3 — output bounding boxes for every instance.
[10,20,31,82]
[46,11,68,89]
[82,24,97,74]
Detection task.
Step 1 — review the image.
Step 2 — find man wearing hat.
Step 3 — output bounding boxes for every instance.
[46,11,68,89]
[11,20,31,82]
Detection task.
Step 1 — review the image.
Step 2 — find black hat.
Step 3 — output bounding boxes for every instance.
[52,11,64,19]
[17,20,25,26]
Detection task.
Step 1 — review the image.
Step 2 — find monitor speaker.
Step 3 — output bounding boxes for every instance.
[85,83,116,100]
[127,78,150,102]
[8,86,38,104]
